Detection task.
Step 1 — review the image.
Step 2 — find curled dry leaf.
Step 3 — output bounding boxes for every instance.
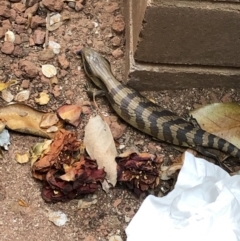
[4,30,15,43]
[84,115,118,187]
[1,89,14,102]
[31,129,105,202]
[15,152,30,164]
[42,65,57,78]
[57,104,82,127]
[40,113,59,128]
[14,90,30,102]
[0,79,18,91]
[190,102,240,148]
[116,152,163,197]
[35,92,50,105]
[0,103,63,139]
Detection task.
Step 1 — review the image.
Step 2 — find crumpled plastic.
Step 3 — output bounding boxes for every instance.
[126,151,240,241]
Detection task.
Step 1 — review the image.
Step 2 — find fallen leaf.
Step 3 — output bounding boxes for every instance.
[0,103,63,138]
[15,152,29,164]
[42,65,57,78]
[84,115,118,187]
[35,92,50,105]
[40,113,59,128]
[1,89,14,102]
[0,79,18,91]
[14,90,30,102]
[57,104,82,127]
[18,199,29,207]
[48,211,68,226]
[190,102,240,148]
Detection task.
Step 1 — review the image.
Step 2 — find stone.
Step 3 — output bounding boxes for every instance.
[24,3,39,17]
[33,29,45,45]
[38,49,55,61]
[15,15,27,25]
[30,15,46,28]
[9,9,17,21]
[12,2,26,13]
[21,79,30,89]
[0,6,11,18]
[1,42,14,55]
[2,20,12,30]
[19,60,39,78]
[0,28,5,39]
[26,0,40,8]
[58,55,69,69]
[14,34,22,45]
[112,48,123,59]
[42,0,64,12]
[112,14,125,33]
[110,36,121,47]
[75,2,84,12]
[13,45,24,57]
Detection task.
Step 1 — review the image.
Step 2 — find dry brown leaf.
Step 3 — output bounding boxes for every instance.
[15,152,30,164]
[40,113,59,128]
[35,92,50,105]
[0,103,63,138]
[57,104,82,127]
[84,115,118,187]
[190,103,240,148]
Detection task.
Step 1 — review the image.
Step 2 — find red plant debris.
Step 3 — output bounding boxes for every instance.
[32,129,106,203]
[116,152,162,197]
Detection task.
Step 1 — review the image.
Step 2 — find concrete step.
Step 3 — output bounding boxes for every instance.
[123,0,240,90]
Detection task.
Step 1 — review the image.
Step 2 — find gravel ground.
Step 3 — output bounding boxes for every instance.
[1,0,240,240]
